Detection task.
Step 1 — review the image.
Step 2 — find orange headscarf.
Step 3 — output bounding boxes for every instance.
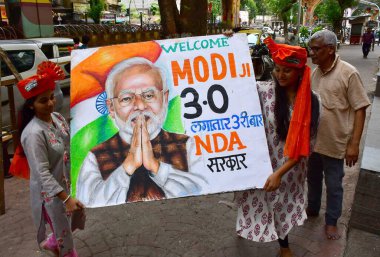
[264,37,311,160]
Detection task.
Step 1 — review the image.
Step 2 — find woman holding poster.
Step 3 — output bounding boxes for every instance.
[235,38,319,257]
[16,62,84,257]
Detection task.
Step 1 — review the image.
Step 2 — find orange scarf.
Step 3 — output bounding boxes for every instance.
[283,66,311,160]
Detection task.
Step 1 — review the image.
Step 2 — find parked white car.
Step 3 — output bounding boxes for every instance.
[1,37,73,111]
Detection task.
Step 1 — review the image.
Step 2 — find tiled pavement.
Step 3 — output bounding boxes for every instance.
[0,163,358,257]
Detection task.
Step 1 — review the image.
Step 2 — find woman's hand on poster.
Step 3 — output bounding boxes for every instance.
[223,29,234,38]
[65,197,85,212]
[263,172,282,192]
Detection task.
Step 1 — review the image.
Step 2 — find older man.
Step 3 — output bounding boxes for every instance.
[76,57,206,207]
[307,30,371,240]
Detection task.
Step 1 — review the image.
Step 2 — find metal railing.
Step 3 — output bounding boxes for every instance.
[53,24,162,38]
[0,23,229,42]
[0,26,19,40]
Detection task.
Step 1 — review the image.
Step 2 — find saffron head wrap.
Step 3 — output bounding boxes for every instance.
[264,37,307,68]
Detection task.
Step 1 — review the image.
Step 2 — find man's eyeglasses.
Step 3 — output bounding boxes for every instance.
[307,44,331,53]
[110,89,163,107]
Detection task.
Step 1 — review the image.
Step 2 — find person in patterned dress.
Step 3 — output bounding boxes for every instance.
[16,62,84,257]
[235,38,320,257]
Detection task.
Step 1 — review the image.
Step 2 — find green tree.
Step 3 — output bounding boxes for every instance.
[88,0,105,24]
[314,0,357,39]
[241,0,258,21]
[256,0,268,17]
[209,0,222,17]
[312,26,323,34]
[120,3,127,13]
[314,0,341,29]
[266,0,297,39]
[254,0,270,25]
[150,3,160,16]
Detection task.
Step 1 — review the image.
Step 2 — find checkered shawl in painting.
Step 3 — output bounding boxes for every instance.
[91,130,190,202]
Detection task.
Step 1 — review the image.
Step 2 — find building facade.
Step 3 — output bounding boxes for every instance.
[51,0,122,24]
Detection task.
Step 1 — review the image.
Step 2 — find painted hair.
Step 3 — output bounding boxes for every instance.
[105,57,167,99]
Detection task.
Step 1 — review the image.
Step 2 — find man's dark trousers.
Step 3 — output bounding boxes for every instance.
[362,43,371,57]
[307,152,344,226]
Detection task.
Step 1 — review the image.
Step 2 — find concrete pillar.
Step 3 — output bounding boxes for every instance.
[6,0,53,38]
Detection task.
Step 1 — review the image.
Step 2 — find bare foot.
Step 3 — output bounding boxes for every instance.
[278,247,293,257]
[325,225,341,240]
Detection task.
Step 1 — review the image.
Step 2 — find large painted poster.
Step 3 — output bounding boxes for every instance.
[70,34,272,208]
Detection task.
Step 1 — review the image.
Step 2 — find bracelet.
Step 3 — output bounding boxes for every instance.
[63,195,71,204]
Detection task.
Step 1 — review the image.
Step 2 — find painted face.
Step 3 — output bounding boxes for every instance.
[308,38,333,65]
[32,89,56,119]
[272,64,300,88]
[107,64,168,137]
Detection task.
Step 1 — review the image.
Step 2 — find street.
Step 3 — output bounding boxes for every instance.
[1,43,380,257]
